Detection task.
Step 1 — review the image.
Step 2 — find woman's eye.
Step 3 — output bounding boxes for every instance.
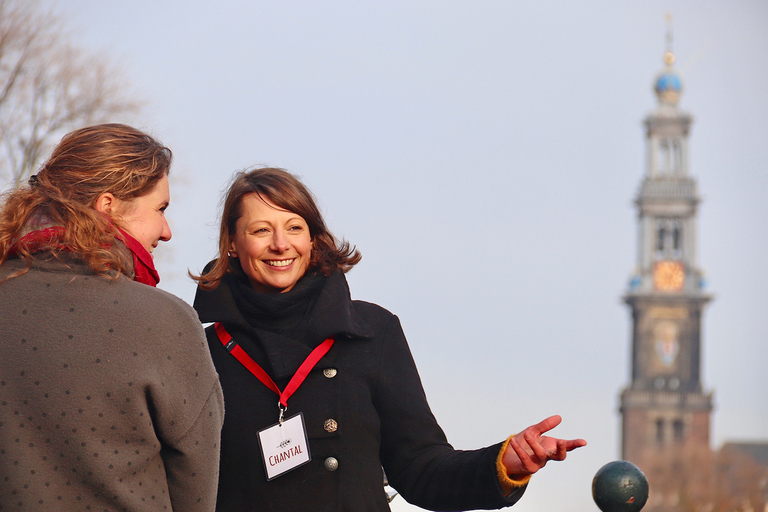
[288,225,303,232]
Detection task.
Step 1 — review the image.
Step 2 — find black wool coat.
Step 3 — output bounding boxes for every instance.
[194,271,525,511]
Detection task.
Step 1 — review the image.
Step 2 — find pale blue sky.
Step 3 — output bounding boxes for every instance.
[36,1,768,510]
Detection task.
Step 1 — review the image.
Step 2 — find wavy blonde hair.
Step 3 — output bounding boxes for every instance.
[0,123,172,277]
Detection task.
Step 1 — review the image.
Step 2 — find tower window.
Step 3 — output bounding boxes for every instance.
[657,138,682,175]
[672,220,682,257]
[673,419,684,442]
[670,140,681,174]
[658,141,667,174]
[655,419,665,444]
[657,224,666,253]
[655,218,683,259]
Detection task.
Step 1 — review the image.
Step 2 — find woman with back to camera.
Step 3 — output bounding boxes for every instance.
[0,124,224,511]
[193,167,586,511]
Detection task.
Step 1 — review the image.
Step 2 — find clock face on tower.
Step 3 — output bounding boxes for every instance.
[654,260,685,291]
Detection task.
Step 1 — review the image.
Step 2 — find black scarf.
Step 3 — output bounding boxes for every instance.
[228,270,326,342]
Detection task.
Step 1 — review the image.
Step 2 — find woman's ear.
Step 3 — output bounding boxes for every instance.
[94,192,117,215]
[227,238,238,259]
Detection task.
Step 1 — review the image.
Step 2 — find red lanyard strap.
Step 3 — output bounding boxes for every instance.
[214,322,334,408]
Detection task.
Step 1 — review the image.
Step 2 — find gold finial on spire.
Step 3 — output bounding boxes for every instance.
[655,12,682,106]
[664,12,675,66]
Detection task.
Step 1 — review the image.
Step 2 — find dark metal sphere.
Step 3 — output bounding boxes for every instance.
[592,460,649,512]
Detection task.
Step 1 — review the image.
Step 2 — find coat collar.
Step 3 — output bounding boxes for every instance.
[194,270,374,379]
[9,211,158,286]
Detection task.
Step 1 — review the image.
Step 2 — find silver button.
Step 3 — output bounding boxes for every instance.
[324,419,338,433]
[323,368,337,378]
[324,457,339,471]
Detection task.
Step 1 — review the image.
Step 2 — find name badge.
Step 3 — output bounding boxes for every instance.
[258,412,311,480]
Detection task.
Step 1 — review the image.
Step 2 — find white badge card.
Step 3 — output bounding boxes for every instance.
[258,412,311,480]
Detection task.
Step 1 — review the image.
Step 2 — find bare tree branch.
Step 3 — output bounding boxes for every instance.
[0,0,141,189]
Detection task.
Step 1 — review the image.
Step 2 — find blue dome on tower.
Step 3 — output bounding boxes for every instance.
[654,51,682,105]
[655,72,682,94]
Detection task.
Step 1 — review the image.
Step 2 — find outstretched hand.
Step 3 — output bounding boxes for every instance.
[501,415,586,478]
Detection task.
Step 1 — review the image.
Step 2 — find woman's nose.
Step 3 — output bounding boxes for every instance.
[271,231,289,251]
[160,218,172,242]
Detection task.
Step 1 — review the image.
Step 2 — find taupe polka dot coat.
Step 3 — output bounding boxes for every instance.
[0,255,224,511]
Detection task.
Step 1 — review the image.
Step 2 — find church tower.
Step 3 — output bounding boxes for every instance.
[620,42,714,468]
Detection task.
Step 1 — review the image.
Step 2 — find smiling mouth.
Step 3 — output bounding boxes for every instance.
[265,258,295,268]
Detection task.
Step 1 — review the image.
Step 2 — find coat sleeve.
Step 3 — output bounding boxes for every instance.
[162,381,225,511]
[373,314,525,511]
[144,296,226,512]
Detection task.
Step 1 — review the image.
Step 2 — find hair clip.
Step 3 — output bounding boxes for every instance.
[28,174,39,187]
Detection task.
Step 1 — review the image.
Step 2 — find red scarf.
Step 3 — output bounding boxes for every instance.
[115,228,160,286]
[10,222,160,287]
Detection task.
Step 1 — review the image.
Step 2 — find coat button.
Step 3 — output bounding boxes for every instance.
[323,419,338,433]
[324,457,339,471]
[323,368,337,378]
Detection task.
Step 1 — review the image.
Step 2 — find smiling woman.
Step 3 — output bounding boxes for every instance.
[191,167,585,512]
[95,174,172,257]
[228,194,312,293]
[0,123,224,512]
[1,124,173,285]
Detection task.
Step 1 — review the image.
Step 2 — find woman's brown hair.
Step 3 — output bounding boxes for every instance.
[192,167,361,290]
[0,123,172,277]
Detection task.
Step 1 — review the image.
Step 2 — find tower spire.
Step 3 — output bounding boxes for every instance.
[665,12,674,62]
[655,13,682,106]
[620,27,714,507]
